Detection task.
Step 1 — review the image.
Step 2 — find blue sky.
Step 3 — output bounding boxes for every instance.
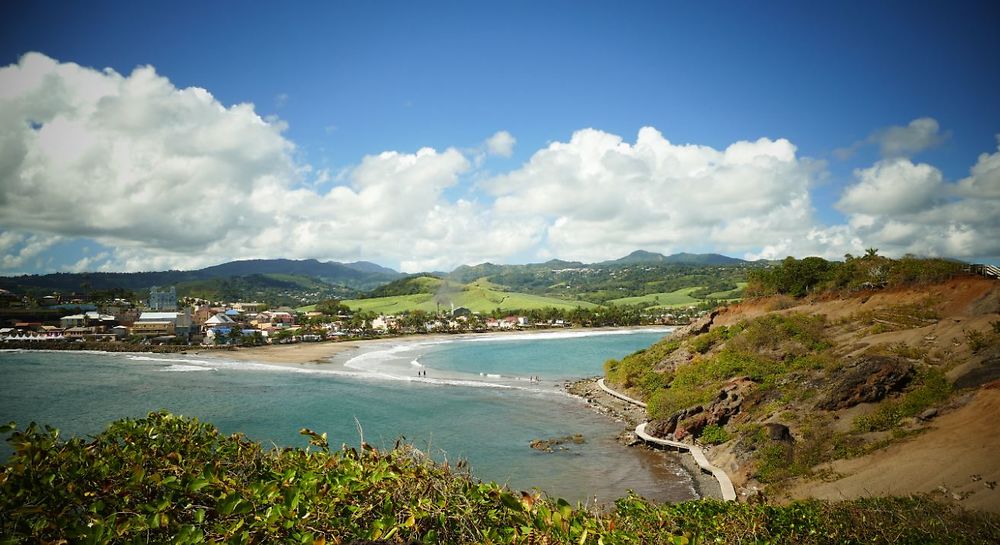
[1,1,999,273]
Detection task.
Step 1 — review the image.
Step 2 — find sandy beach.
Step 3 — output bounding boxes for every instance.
[190,339,376,365]
[188,326,675,366]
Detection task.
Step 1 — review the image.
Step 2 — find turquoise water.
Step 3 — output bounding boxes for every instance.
[0,329,696,504]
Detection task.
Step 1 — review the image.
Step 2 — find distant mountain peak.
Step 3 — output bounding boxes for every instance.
[603,250,746,266]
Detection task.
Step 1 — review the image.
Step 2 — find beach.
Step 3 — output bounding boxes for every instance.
[189,325,675,366]
[191,338,374,365]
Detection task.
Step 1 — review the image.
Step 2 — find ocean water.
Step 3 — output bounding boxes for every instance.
[0,328,697,504]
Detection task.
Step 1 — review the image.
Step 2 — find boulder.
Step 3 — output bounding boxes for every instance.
[673,413,709,440]
[644,418,678,438]
[687,310,720,335]
[708,378,755,423]
[529,434,586,453]
[763,422,793,442]
[659,377,757,441]
[816,356,913,410]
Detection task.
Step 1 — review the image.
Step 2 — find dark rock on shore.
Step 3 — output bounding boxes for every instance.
[817,355,913,410]
[529,434,585,453]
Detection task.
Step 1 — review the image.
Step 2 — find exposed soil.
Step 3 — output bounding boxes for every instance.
[783,386,1000,513]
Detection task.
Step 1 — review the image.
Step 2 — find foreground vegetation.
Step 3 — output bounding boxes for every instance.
[2,412,998,544]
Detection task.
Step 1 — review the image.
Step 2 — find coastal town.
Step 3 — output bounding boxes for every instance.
[0,285,704,348]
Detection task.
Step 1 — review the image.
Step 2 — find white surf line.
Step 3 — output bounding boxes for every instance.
[596,379,737,502]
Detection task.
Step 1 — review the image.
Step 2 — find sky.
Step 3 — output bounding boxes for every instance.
[1,0,999,274]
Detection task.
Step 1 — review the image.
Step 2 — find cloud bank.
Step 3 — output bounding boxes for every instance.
[1,53,998,273]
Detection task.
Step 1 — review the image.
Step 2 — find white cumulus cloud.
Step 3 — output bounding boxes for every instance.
[486,127,824,262]
[2,53,999,273]
[837,159,943,215]
[832,138,1000,259]
[485,130,516,157]
[0,53,540,273]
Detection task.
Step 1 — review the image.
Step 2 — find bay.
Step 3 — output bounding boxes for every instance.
[0,328,696,504]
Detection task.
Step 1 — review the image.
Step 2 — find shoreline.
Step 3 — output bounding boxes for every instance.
[9,327,710,502]
[4,325,676,367]
[198,325,676,366]
[565,376,722,501]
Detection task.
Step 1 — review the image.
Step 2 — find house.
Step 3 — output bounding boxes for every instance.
[134,309,192,339]
[204,313,237,330]
[258,311,294,326]
[60,314,87,329]
[370,315,399,332]
[192,305,215,325]
[131,321,175,337]
[203,327,231,345]
[232,302,267,312]
[64,326,94,339]
[60,311,117,330]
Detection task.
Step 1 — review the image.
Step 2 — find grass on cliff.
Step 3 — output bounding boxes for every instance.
[602,308,966,486]
[605,313,831,420]
[3,412,999,544]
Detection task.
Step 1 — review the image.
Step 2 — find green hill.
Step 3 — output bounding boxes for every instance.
[605,287,703,308]
[176,273,358,306]
[344,278,597,314]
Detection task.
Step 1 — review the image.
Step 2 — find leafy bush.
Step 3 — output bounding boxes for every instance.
[965,328,996,354]
[604,337,680,395]
[746,254,964,298]
[2,413,998,544]
[725,313,829,355]
[854,370,953,433]
[699,424,730,445]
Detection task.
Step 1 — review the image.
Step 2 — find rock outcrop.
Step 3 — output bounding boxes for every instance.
[763,422,793,442]
[646,378,756,441]
[816,356,913,410]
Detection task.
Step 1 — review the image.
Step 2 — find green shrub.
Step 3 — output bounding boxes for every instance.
[699,424,730,445]
[965,328,995,354]
[604,337,680,396]
[2,413,998,544]
[854,370,952,433]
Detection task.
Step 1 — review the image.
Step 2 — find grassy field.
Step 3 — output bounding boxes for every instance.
[703,282,748,299]
[343,279,597,314]
[605,284,746,309]
[606,287,703,308]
